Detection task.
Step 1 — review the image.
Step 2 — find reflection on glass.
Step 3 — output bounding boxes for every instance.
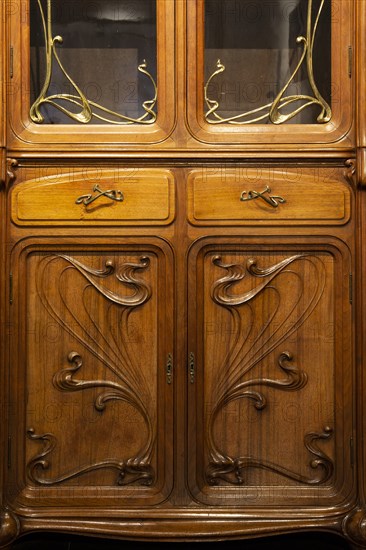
[30,0,157,124]
[204,0,331,124]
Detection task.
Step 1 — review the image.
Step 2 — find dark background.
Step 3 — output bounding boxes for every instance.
[11,532,352,549]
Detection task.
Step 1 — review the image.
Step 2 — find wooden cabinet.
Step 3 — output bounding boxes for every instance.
[1,1,366,548]
[186,165,355,511]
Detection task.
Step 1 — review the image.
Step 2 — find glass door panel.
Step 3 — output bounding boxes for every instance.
[186,0,353,146]
[204,0,331,125]
[8,0,174,149]
[30,0,157,125]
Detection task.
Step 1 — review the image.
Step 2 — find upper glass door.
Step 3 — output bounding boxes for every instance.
[30,0,157,125]
[204,0,331,125]
[8,0,175,150]
[187,0,353,147]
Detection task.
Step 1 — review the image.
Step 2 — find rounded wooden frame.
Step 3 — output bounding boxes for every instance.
[186,0,354,148]
[6,0,176,152]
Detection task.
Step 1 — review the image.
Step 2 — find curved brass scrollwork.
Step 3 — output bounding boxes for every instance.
[240,186,286,208]
[75,184,124,206]
[30,0,157,125]
[204,0,331,125]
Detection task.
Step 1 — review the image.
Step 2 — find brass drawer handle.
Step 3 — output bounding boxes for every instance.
[76,184,124,206]
[240,185,286,208]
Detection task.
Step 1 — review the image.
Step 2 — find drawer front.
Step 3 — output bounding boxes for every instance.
[11,168,175,226]
[188,168,351,226]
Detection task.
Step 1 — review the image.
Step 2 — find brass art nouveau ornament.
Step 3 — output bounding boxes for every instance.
[30,0,157,124]
[204,0,332,125]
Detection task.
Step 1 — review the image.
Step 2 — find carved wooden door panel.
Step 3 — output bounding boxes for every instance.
[188,239,354,508]
[8,240,173,509]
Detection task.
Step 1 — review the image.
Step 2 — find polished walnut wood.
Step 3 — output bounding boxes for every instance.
[1,1,366,549]
[187,167,351,225]
[0,0,5,153]
[11,168,175,226]
[10,244,174,506]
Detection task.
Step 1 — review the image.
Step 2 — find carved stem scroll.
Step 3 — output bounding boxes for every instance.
[27,428,154,486]
[206,253,333,486]
[27,254,156,486]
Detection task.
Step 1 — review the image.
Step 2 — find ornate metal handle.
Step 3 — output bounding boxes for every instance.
[240,185,286,208]
[76,184,124,206]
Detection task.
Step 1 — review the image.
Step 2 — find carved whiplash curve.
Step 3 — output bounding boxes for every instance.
[27,254,156,486]
[27,428,154,486]
[205,253,334,486]
[204,0,331,125]
[207,425,334,486]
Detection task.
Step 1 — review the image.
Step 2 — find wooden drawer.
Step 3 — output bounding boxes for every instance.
[11,168,175,226]
[187,168,351,226]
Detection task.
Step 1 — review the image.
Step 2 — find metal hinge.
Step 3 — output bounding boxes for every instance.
[166,353,173,385]
[350,437,354,468]
[8,436,12,469]
[348,46,352,78]
[349,273,353,305]
[189,352,195,384]
[10,46,14,79]
[9,273,13,305]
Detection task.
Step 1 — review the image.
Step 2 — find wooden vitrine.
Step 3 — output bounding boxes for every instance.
[1,1,366,549]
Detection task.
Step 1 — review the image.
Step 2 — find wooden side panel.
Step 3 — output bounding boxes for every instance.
[356,1,366,188]
[7,240,174,509]
[188,239,354,507]
[0,0,5,148]
[357,0,366,149]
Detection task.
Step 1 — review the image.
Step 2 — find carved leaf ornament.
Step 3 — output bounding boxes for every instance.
[206,253,334,486]
[27,254,155,486]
